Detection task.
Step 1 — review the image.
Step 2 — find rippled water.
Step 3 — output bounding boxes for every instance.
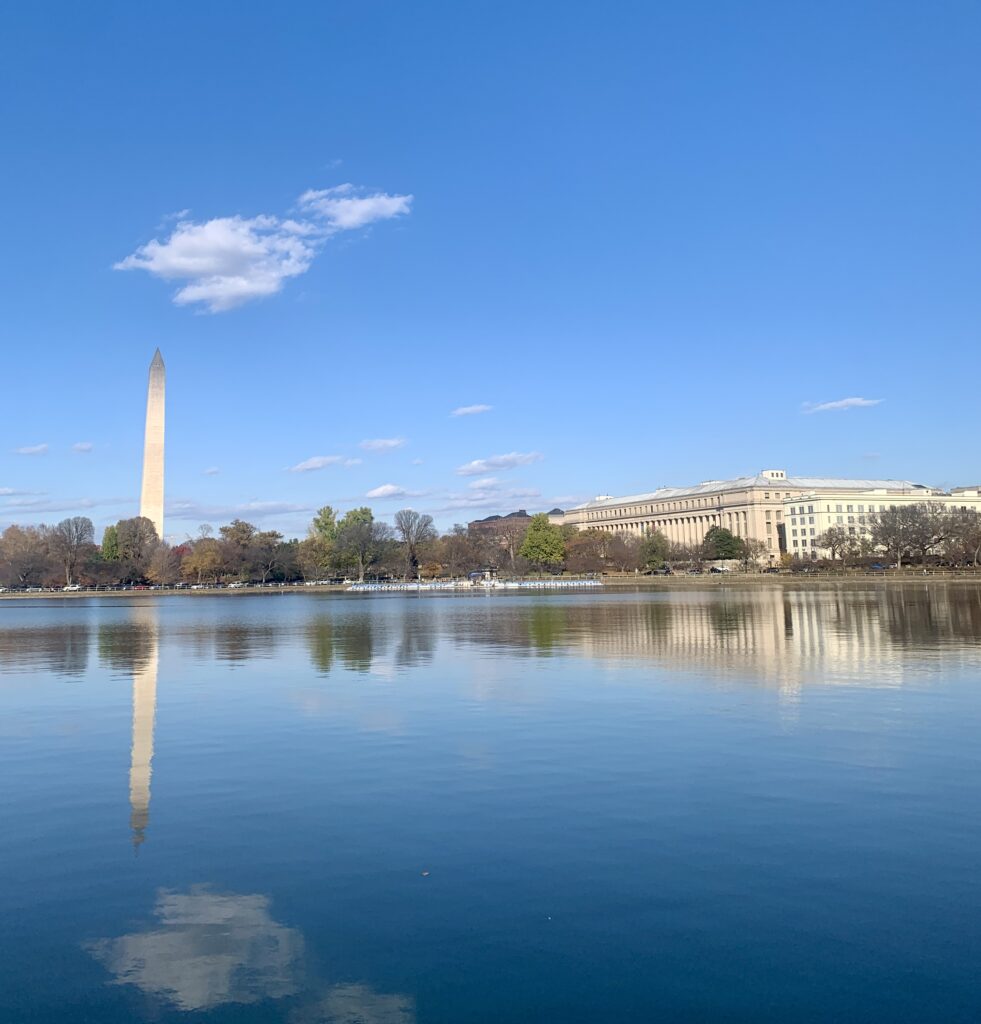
[1,586,980,1023]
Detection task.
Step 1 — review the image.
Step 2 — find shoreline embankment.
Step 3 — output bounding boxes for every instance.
[2,573,980,601]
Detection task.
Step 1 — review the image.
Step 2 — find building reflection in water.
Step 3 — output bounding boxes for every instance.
[86,885,415,1021]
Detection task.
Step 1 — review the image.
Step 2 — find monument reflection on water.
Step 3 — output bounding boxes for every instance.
[1,586,980,1024]
[127,604,158,848]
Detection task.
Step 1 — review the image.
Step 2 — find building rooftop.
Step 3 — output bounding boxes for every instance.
[569,474,935,511]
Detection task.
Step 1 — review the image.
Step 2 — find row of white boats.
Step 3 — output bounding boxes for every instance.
[347,579,604,593]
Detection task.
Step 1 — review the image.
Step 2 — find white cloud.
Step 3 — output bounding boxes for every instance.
[15,443,48,455]
[203,466,220,475]
[411,458,424,465]
[3,495,128,514]
[72,441,94,453]
[116,183,411,313]
[364,483,426,500]
[468,477,501,489]
[298,184,412,231]
[116,215,316,313]
[802,397,883,414]
[168,499,311,521]
[287,455,359,473]
[451,404,492,417]
[86,888,303,1013]
[359,438,407,452]
[456,451,542,476]
[439,485,541,512]
[366,483,406,499]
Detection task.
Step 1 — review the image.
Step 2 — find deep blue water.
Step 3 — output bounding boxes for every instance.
[1,587,980,1023]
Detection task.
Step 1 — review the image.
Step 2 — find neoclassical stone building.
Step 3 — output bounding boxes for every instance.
[559,470,940,560]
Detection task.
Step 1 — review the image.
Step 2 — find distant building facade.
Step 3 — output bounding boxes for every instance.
[468,509,565,535]
[560,470,948,562]
[788,486,981,559]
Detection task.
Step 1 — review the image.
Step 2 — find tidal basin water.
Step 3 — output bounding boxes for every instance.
[2,587,981,1023]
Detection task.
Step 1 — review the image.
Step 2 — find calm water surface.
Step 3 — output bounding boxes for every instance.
[1,586,980,1023]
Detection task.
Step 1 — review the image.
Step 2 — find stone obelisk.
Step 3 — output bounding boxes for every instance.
[139,349,165,540]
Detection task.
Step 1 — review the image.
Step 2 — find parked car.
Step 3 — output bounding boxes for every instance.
[228,582,247,589]
[63,584,82,591]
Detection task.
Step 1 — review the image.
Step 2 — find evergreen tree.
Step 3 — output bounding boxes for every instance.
[518,514,566,571]
[101,524,120,561]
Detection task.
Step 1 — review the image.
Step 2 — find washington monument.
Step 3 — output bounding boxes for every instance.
[139,349,165,540]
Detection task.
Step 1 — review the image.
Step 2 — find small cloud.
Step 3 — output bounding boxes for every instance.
[456,451,542,476]
[410,458,424,466]
[366,483,408,499]
[468,477,501,490]
[15,443,48,456]
[298,184,413,232]
[802,397,883,414]
[359,438,406,452]
[72,441,94,453]
[451,404,492,417]
[203,466,221,475]
[287,455,357,473]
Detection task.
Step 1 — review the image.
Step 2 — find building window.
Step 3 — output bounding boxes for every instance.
[837,516,843,524]
[810,528,815,536]
[808,516,814,525]
[847,505,854,513]
[792,529,798,537]
[858,505,864,513]
[848,527,856,535]
[848,516,855,523]
[807,505,814,514]
[836,504,843,513]
[793,540,798,547]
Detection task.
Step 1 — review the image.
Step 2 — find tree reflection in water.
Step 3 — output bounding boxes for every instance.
[0,622,91,676]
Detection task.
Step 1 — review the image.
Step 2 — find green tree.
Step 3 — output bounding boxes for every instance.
[518,514,566,572]
[101,524,120,561]
[115,517,159,581]
[335,507,392,581]
[310,506,338,543]
[702,525,745,560]
[640,529,671,570]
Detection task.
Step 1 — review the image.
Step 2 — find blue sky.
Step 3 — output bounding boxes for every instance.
[2,2,979,540]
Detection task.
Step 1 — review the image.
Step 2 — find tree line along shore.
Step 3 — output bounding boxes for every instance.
[1,500,980,592]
